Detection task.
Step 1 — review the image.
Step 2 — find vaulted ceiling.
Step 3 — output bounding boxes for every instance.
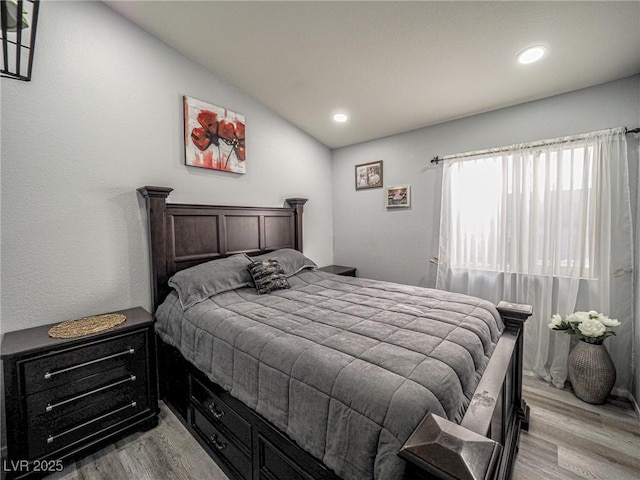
[106,1,640,149]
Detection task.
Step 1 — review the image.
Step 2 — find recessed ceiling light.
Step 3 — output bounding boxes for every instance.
[333,113,348,123]
[517,46,546,65]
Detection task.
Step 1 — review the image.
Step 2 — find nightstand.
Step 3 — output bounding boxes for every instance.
[318,265,357,277]
[1,307,158,479]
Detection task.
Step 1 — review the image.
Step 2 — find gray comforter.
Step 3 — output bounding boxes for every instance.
[155,270,503,480]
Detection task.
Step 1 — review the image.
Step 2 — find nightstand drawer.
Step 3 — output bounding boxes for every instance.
[26,362,147,424]
[29,381,148,450]
[21,331,146,394]
[192,407,252,480]
[191,375,251,450]
[28,394,148,459]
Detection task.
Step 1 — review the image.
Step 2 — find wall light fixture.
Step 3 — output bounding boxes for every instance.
[1,0,39,81]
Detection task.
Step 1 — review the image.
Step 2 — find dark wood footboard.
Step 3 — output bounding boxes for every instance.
[400,301,532,480]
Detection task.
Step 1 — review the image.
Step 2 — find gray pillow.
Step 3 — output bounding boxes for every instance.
[250,248,316,277]
[168,254,253,309]
[247,259,290,295]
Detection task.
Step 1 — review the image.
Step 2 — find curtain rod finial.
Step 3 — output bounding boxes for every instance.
[431,156,440,165]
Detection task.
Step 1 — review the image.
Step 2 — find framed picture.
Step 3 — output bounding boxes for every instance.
[355,160,383,190]
[184,95,246,174]
[385,185,411,208]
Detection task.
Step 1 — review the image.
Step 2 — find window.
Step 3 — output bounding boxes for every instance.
[444,142,597,279]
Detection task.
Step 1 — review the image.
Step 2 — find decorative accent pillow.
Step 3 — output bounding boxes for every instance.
[247,259,290,295]
[168,254,253,310]
[250,248,317,277]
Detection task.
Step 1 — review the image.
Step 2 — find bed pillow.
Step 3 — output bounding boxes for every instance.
[247,259,290,294]
[168,254,253,309]
[250,248,317,277]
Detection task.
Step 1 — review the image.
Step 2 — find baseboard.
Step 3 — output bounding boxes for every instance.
[610,387,640,421]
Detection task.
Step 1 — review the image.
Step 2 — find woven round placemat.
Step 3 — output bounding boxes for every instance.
[48,313,126,339]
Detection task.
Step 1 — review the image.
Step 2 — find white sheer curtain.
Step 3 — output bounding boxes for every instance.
[436,128,633,392]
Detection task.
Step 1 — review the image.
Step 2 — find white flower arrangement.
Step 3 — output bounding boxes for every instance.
[549,311,620,345]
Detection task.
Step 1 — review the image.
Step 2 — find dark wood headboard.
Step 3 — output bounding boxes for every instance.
[137,186,307,311]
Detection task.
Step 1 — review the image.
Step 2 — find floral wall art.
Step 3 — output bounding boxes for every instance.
[184,95,246,174]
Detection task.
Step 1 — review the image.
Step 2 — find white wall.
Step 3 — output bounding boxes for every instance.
[0,1,334,336]
[332,75,640,403]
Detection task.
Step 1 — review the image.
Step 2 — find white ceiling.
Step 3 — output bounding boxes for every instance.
[105,1,640,149]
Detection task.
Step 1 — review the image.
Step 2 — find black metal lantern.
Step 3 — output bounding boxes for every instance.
[1,0,39,81]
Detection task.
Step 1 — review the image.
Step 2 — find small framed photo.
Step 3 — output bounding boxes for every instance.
[385,185,411,208]
[355,160,383,190]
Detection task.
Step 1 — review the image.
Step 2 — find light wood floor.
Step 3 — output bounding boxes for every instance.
[48,374,640,480]
[513,375,640,480]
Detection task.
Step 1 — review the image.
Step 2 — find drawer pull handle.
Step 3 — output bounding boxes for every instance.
[207,403,225,420]
[47,401,137,444]
[46,375,137,412]
[44,348,136,379]
[208,433,226,451]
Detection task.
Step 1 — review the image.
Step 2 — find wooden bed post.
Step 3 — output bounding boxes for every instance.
[400,413,502,480]
[137,186,173,311]
[285,198,307,252]
[496,301,533,431]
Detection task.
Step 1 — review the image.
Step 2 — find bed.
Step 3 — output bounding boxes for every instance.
[137,186,532,480]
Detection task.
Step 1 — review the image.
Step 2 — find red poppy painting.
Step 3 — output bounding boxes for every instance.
[184,96,246,174]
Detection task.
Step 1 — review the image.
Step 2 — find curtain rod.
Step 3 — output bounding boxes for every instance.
[430,126,639,165]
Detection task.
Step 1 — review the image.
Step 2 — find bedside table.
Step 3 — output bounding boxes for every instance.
[318,265,357,277]
[1,307,158,479]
